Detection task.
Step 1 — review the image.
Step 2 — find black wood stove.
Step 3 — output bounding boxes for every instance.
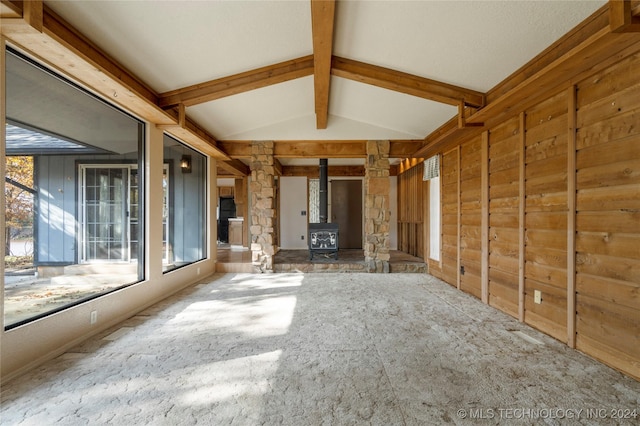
[309,159,339,260]
[309,222,339,260]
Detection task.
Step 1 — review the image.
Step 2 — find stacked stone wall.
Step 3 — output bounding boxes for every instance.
[364,140,391,273]
[250,141,276,272]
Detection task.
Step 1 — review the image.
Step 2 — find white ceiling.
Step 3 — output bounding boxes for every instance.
[47,0,606,145]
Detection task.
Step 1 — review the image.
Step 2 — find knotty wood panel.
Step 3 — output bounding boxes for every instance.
[524,91,568,342]
[459,136,483,299]
[488,116,521,318]
[574,49,640,379]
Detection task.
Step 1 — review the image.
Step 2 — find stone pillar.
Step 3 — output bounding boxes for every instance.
[364,140,391,273]
[250,141,276,272]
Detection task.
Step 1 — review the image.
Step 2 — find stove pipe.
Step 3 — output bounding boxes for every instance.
[319,159,328,223]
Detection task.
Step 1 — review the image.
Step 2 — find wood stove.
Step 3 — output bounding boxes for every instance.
[309,159,339,260]
[309,223,339,260]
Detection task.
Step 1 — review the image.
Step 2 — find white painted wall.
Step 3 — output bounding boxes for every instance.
[279,175,398,251]
[279,177,309,249]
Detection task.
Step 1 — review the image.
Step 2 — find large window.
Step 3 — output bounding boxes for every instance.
[4,48,145,329]
[162,135,207,273]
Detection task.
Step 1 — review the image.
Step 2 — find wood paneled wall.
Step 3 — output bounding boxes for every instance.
[400,49,640,380]
[397,163,424,258]
[574,51,640,378]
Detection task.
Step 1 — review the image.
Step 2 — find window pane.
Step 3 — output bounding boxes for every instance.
[4,48,145,329]
[162,135,207,272]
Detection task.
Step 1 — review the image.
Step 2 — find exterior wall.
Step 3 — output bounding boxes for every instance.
[35,151,204,266]
[35,156,77,264]
[400,48,640,381]
[163,147,207,264]
[1,126,217,382]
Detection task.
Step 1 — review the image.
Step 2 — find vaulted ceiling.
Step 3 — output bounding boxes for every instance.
[2,0,613,170]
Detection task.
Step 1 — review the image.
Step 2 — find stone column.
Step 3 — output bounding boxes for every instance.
[250,141,276,272]
[364,140,391,273]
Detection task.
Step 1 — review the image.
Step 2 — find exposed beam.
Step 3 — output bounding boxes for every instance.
[1,1,21,18]
[159,55,315,108]
[418,4,640,159]
[389,140,423,158]
[217,141,252,159]
[275,140,365,158]
[158,116,229,160]
[219,139,422,159]
[2,3,230,161]
[311,0,335,129]
[23,0,42,32]
[610,0,640,32]
[217,159,250,177]
[274,158,283,176]
[282,165,364,177]
[331,56,485,108]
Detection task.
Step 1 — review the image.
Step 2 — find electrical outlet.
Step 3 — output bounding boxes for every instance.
[301,235,304,240]
[534,290,542,304]
[90,310,98,324]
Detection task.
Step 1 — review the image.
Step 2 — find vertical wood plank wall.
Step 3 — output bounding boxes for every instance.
[397,163,424,258]
[398,50,640,380]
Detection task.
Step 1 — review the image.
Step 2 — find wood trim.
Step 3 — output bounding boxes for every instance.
[567,85,577,348]
[158,55,315,108]
[610,0,640,32]
[456,146,461,290]
[481,131,489,304]
[518,112,526,323]
[331,56,485,108]
[311,0,335,129]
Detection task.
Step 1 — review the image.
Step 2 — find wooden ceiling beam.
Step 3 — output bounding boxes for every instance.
[331,56,485,108]
[22,0,43,32]
[217,159,250,177]
[159,55,315,108]
[275,140,365,158]
[216,141,252,159]
[311,0,336,129]
[1,1,21,18]
[2,2,231,160]
[219,139,423,159]
[282,165,364,177]
[416,4,640,161]
[610,0,640,32]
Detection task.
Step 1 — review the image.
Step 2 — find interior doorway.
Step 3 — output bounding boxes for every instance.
[330,180,362,249]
